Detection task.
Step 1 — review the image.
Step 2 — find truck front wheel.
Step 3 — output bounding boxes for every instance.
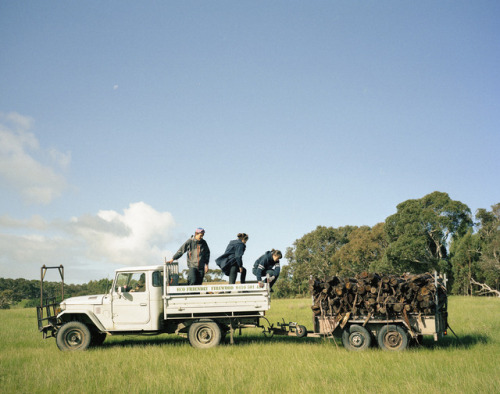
[377,325,408,351]
[56,321,92,351]
[188,320,221,349]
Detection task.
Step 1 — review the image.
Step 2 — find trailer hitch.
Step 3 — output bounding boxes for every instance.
[261,318,308,338]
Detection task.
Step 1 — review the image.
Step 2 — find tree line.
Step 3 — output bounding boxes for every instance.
[1,191,498,307]
[273,192,499,298]
[0,270,226,309]
[0,278,113,309]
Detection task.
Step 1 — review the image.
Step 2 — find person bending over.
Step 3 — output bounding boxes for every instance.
[253,249,282,290]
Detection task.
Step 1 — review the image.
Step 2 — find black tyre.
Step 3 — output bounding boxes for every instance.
[90,331,107,347]
[409,334,423,347]
[220,325,230,343]
[296,325,308,338]
[342,325,372,351]
[56,321,92,351]
[377,325,408,351]
[188,320,222,349]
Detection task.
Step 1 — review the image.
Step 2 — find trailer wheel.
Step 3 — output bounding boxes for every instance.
[56,321,92,351]
[377,325,408,351]
[342,325,372,351]
[296,325,308,338]
[188,320,221,349]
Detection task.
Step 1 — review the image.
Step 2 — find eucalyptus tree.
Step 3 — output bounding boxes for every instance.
[475,204,500,288]
[285,225,356,294]
[450,230,482,295]
[384,191,473,274]
[335,223,388,275]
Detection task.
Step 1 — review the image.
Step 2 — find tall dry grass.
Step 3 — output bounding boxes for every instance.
[0,296,499,393]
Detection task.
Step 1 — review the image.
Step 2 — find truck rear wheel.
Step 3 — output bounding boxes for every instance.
[342,325,372,351]
[56,321,92,351]
[377,325,408,351]
[188,320,221,349]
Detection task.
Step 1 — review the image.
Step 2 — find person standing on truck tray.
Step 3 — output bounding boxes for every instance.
[167,228,210,285]
[215,233,249,284]
[253,249,282,290]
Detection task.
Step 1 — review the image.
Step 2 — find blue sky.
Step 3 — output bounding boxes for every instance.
[1,1,499,284]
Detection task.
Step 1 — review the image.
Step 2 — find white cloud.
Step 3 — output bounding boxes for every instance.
[3,112,34,131]
[69,202,176,265]
[0,214,48,230]
[0,112,70,204]
[49,148,71,171]
[0,202,176,283]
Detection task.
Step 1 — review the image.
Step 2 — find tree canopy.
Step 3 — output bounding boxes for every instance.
[276,192,497,298]
[450,203,500,295]
[384,191,473,273]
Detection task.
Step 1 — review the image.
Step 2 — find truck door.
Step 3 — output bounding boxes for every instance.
[112,271,151,326]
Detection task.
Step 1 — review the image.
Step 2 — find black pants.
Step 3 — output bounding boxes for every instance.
[228,265,246,284]
[252,268,279,289]
[187,267,204,285]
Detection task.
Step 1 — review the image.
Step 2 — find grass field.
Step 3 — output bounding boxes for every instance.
[1,296,499,393]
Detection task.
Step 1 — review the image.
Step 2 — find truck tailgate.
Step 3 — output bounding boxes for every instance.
[164,284,270,316]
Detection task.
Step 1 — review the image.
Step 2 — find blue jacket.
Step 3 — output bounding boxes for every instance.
[253,251,280,282]
[215,239,246,274]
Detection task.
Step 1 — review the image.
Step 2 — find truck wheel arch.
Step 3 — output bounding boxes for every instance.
[58,311,106,333]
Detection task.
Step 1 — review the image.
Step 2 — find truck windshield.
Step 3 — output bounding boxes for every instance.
[115,272,146,292]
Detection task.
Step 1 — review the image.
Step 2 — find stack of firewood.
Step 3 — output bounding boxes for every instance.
[310,272,447,317]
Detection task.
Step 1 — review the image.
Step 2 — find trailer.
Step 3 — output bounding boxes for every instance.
[302,271,449,351]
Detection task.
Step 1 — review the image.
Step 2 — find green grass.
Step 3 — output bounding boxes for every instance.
[1,296,499,393]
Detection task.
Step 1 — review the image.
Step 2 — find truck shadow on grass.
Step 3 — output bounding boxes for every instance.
[95,331,489,350]
[98,333,324,350]
[221,334,325,347]
[100,335,188,349]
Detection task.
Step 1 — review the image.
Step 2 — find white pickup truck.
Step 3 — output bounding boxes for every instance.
[37,263,273,350]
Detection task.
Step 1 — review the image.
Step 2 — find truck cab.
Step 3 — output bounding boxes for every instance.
[57,265,169,333]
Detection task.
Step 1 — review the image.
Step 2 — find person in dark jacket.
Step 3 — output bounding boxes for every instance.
[253,249,282,290]
[215,233,249,284]
[167,228,210,285]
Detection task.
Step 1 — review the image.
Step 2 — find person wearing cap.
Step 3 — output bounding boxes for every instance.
[253,249,282,290]
[167,228,210,285]
[215,233,249,284]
